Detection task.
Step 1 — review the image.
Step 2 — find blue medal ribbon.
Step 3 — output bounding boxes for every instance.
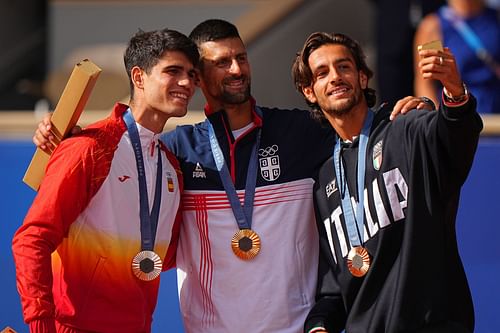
[123,109,163,251]
[333,109,373,247]
[208,108,262,230]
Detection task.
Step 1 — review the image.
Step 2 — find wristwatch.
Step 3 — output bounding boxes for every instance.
[419,96,436,110]
[443,82,469,104]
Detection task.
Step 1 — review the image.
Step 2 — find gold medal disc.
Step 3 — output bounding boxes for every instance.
[347,246,370,277]
[231,229,261,260]
[132,250,162,281]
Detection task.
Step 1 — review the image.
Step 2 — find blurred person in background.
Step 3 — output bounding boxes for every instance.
[414,0,500,114]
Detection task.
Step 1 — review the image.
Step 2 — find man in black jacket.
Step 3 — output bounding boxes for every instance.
[292,32,482,333]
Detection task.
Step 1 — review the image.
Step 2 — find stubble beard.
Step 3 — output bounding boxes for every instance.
[220,76,251,105]
[323,88,362,117]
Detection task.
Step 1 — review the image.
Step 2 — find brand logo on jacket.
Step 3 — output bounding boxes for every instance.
[193,162,206,179]
[259,145,280,181]
[326,179,337,198]
[118,175,131,182]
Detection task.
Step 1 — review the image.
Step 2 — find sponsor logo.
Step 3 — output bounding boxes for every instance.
[118,175,131,182]
[193,162,207,179]
[326,179,338,198]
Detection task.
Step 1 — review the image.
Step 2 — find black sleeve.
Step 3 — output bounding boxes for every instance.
[397,94,482,199]
[436,95,483,187]
[304,199,347,333]
[304,248,347,333]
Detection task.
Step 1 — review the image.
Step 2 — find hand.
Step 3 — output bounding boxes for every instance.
[33,113,82,151]
[417,47,465,96]
[33,113,54,151]
[390,96,435,121]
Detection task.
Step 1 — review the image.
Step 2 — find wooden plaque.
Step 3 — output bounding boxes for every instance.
[23,59,101,191]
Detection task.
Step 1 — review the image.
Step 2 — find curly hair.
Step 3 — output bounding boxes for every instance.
[291,32,376,124]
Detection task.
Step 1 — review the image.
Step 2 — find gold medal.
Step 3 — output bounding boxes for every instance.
[132,250,162,281]
[347,246,370,277]
[231,229,261,260]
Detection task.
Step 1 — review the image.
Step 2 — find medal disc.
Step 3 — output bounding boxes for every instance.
[132,250,162,281]
[347,246,370,277]
[231,229,261,260]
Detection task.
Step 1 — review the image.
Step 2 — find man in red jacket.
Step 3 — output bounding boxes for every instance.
[12,28,198,333]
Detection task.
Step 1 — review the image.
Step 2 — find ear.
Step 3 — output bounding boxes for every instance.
[359,70,368,90]
[302,85,317,104]
[131,66,144,89]
[194,69,201,87]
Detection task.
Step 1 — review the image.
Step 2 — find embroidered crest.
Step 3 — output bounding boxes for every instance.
[372,140,383,170]
[259,145,280,181]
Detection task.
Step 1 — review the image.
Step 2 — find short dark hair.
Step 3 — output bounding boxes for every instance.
[189,19,241,47]
[124,28,199,98]
[292,32,376,124]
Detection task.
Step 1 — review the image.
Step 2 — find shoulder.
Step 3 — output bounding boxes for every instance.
[260,106,311,119]
[162,120,208,142]
[53,115,125,166]
[260,106,325,130]
[160,120,209,154]
[415,12,442,43]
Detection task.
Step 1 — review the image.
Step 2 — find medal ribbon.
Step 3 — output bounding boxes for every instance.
[208,108,262,230]
[124,109,163,251]
[333,110,373,247]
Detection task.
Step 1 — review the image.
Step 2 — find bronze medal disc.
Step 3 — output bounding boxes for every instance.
[347,246,370,277]
[132,250,162,281]
[231,229,261,260]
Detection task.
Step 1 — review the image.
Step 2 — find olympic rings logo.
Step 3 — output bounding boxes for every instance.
[259,145,278,157]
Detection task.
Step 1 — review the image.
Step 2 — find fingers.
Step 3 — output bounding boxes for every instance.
[418,50,448,79]
[33,120,54,150]
[417,48,463,91]
[390,96,414,120]
[390,96,436,121]
[33,112,59,151]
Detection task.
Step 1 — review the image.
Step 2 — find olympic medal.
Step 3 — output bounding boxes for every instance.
[347,246,370,277]
[132,250,162,281]
[231,229,261,260]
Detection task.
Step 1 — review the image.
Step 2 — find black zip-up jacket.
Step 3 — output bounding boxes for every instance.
[306,96,482,333]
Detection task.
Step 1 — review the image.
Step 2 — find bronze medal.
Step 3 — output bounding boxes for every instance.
[231,229,261,260]
[347,246,370,277]
[132,250,162,281]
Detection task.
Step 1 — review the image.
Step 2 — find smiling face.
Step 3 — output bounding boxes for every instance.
[302,43,367,117]
[197,37,251,107]
[136,50,197,119]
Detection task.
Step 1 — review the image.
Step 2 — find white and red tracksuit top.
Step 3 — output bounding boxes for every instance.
[12,103,183,333]
[162,99,335,333]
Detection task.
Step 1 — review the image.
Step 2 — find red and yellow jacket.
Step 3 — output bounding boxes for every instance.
[12,103,183,333]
